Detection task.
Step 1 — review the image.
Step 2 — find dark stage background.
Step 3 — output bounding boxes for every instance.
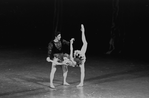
[0,0,149,57]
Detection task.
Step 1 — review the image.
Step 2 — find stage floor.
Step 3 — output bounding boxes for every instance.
[0,47,149,98]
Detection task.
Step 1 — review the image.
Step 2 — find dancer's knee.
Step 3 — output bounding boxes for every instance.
[62,65,68,72]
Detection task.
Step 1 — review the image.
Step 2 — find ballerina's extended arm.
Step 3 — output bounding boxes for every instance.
[70,38,76,65]
[70,38,74,60]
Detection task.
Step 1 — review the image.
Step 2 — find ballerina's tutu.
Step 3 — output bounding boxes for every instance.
[63,57,76,67]
[53,53,75,67]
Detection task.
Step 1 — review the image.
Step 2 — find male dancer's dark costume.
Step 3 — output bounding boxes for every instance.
[48,39,69,62]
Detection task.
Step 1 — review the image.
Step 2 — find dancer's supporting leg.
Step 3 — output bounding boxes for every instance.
[77,62,85,87]
[62,65,70,85]
[49,57,64,88]
[50,63,57,88]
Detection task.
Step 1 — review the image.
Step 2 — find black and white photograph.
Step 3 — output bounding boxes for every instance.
[0,0,149,98]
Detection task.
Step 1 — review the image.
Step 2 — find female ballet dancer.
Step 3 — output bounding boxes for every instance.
[74,24,87,87]
[66,24,88,87]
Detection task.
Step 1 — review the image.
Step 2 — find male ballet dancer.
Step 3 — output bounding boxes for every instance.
[46,31,73,88]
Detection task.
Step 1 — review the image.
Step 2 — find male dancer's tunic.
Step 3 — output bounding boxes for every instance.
[48,39,69,63]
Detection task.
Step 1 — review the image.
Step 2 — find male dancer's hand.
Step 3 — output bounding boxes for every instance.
[47,57,69,65]
[46,57,52,62]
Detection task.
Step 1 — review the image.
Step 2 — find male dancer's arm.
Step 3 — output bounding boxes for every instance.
[47,41,68,65]
[62,39,70,45]
[48,42,54,60]
[47,42,54,62]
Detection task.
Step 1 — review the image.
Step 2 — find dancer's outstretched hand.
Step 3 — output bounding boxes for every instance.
[81,24,85,32]
[70,38,75,43]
